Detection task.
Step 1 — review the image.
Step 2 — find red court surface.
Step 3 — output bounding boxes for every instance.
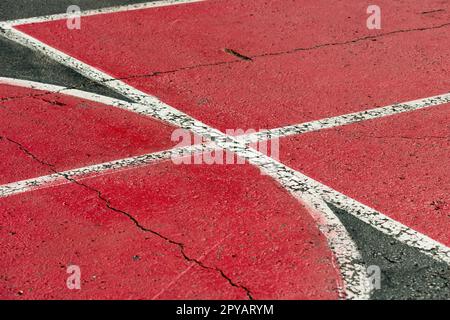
[278,104,450,246]
[2,0,450,301]
[0,83,177,184]
[0,160,341,299]
[15,0,450,131]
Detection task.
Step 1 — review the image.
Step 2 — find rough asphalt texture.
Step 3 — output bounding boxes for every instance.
[0,0,449,299]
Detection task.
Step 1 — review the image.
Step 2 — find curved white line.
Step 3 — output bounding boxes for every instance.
[0,76,146,112]
[298,194,371,300]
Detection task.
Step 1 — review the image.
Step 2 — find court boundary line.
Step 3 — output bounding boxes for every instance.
[242,94,450,143]
[0,76,147,106]
[0,134,372,299]
[0,80,370,299]
[3,111,449,270]
[1,4,449,297]
[0,143,211,198]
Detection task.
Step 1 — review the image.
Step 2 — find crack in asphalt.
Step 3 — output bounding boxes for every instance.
[83,19,450,83]
[85,20,450,82]
[0,135,254,300]
[251,21,450,59]
[421,9,445,15]
[223,48,253,61]
[2,20,450,103]
[32,96,67,107]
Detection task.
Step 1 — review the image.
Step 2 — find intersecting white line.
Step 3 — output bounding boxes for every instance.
[0,143,212,198]
[242,94,450,143]
[1,0,205,25]
[1,0,449,299]
[4,76,449,205]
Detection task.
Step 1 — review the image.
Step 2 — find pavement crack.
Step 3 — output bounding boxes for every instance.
[34,96,67,107]
[178,248,254,300]
[125,21,450,78]
[1,135,253,299]
[111,20,450,80]
[252,21,450,59]
[1,136,54,168]
[421,9,445,15]
[99,21,450,81]
[223,48,253,61]
[93,21,450,81]
[101,59,244,83]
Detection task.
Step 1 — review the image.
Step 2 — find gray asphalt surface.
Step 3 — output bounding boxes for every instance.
[328,203,450,300]
[0,0,448,300]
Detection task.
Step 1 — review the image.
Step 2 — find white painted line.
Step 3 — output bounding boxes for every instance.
[0,143,209,198]
[3,125,449,298]
[0,76,128,106]
[2,0,205,26]
[298,193,371,300]
[0,138,372,300]
[242,93,450,143]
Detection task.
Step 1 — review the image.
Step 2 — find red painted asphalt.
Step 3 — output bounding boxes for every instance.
[0,84,177,184]
[1,160,340,299]
[278,104,450,246]
[16,0,450,131]
[1,0,450,299]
